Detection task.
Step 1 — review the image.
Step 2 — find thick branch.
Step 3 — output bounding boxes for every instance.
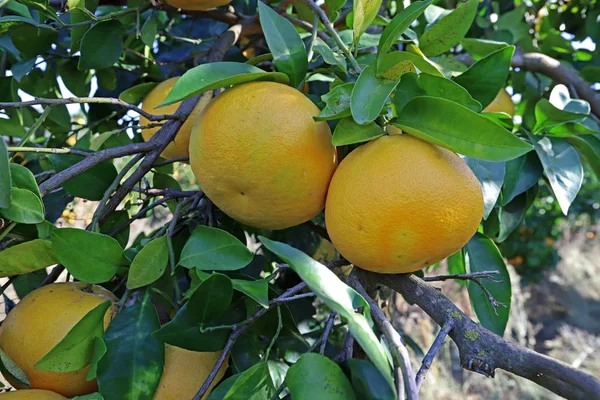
[364,272,600,400]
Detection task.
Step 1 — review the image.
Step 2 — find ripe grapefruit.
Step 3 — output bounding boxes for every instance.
[483,89,515,117]
[0,390,65,399]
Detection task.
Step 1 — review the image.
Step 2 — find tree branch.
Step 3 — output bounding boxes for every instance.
[363,271,600,400]
[415,322,453,389]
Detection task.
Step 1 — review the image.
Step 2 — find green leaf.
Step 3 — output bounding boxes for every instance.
[312,38,347,74]
[0,187,44,224]
[393,96,532,161]
[460,38,508,60]
[0,348,30,388]
[119,82,158,105]
[232,279,269,308]
[222,362,276,399]
[188,273,233,324]
[0,117,26,138]
[10,24,57,58]
[59,58,92,97]
[127,236,169,289]
[35,301,111,372]
[497,188,536,243]
[502,152,543,206]
[49,155,118,201]
[315,82,354,121]
[97,288,164,400]
[453,46,515,109]
[258,1,308,88]
[527,135,583,215]
[140,14,157,48]
[161,62,289,106]
[345,359,395,400]
[0,16,52,37]
[86,337,106,381]
[565,135,600,179]
[533,99,587,134]
[351,66,398,124]
[447,249,466,276]
[332,117,384,146]
[0,239,58,277]
[287,353,356,399]
[419,0,479,56]
[179,226,253,271]
[352,0,383,46]
[51,228,124,284]
[99,210,130,249]
[392,72,481,114]
[78,20,124,70]
[377,51,443,77]
[0,139,10,208]
[10,163,40,198]
[259,237,394,393]
[463,158,505,219]
[376,0,432,70]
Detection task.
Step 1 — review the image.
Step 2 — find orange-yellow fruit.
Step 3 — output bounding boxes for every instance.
[0,390,65,399]
[190,81,338,230]
[164,0,231,11]
[140,78,212,160]
[154,345,228,400]
[483,89,515,117]
[325,135,483,274]
[0,283,117,398]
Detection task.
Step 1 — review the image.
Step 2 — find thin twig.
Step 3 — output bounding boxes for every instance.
[9,107,52,158]
[7,146,90,156]
[416,323,454,389]
[423,271,502,283]
[320,311,337,354]
[271,292,315,303]
[153,156,190,168]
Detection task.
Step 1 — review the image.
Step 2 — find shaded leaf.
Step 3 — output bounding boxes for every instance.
[232,279,269,308]
[78,20,124,70]
[119,82,158,105]
[0,348,30,388]
[287,353,356,399]
[502,152,543,206]
[463,158,505,219]
[315,82,354,121]
[222,362,276,399]
[49,154,118,201]
[345,359,395,400]
[460,38,508,60]
[565,135,600,179]
[127,236,169,289]
[332,117,384,146]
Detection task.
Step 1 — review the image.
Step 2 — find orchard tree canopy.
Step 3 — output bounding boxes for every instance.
[0,0,599,399]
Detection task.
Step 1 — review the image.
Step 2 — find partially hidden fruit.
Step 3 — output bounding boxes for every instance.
[164,0,231,11]
[325,135,483,274]
[0,390,65,399]
[140,77,212,160]
[0,283,117,398]
[154,345,228,400]
[190,81,338,230]
[483,89,515,117]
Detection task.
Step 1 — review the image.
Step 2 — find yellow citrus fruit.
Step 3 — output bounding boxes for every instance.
[190,81,338,230]
[387,125,403,135]
[483,89,515,117]
[0,283,117,398]
[0,390,65,399]
[325,135,483,274]
[154,345,228,400]
[140,78,212,160]
[164,0,231,11]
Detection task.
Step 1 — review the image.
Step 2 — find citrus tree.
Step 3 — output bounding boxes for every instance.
[0,0,599,399]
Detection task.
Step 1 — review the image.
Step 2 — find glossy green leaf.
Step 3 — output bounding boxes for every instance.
[465,233,511,336]
[377,51,443,77]
[497,188,537,243]
[393,97,532,161]
[419,0,478,56]
[51,228,124,284]
[453,46,515,109]
[78,20,124,70]
[463,158,505,219]
[287,353,356,399]
[97,288,164,400]
[140,14,157,48]
[0,16,53,37]
[86,337,106,381]
[10,163,40,198]
[0,348,30,388]
[376,0,432,70]
[0,139,10,208]
[351,66,398,124]
[0,117,26,138]
[162,62,288,106]
[10,24,57,58]
[127,236,169,289]
[35,301,111,372]
[232,279,269,308]
[49,155,118,201]
[565,135,600,178]
[0,187,44,224]
[179,226,253,271]
[99,210,130,249]
[188,273,233,324]
[527,135,583,215]
[332,117,384,146]
[315,82,354,121]
[119,82,158,105]
[221,362,276,399]
[460,38,509,60]
[0,239,58,277]
[447,249,466,277]
[345,359,395,400]
[502,152,543,206]
[533,99,587,133]
[312,38,347,74]
[260,237,394,393]
[258,1,308,88]
[352,0,383,46]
